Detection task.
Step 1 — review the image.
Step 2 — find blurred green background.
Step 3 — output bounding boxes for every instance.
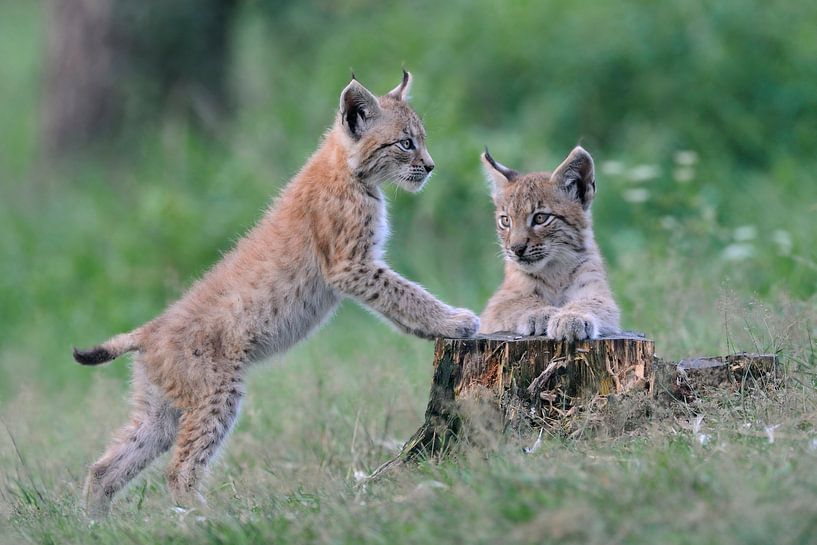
[1,1,816,541]
[2,0,815,396]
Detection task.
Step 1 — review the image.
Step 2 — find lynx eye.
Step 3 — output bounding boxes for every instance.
[396,138,415,151]
[532,212,553,226]
[498,215,511,229]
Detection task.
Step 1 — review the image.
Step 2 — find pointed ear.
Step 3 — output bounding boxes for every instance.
[551,146,595,209]
[481,147,518,196]
[387,69,412,101]
[339,79,382,139]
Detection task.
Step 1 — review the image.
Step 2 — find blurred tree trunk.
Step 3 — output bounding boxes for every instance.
[43,0,117,156]
[43,0,237,157]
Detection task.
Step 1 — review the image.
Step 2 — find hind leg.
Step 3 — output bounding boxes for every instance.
[84,369,179,518]
[165,381,243,508]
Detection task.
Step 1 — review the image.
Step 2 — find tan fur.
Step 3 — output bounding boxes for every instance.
[76,72,479,517]
[479,146,620,340]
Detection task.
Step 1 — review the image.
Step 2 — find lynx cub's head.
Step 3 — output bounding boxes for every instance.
[482,146,596,274]
[338,71,435,192]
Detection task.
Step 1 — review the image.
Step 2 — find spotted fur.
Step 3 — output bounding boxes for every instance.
[74,72,479,518]
[479,146,620,340]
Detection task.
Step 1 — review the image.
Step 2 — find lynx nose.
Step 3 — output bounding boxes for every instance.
[421,149,435,173]
[511,242,527,257]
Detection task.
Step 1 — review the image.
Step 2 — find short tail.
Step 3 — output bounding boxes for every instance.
[73,331,141,366]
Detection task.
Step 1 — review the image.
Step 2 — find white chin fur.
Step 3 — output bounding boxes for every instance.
[392,176,429,193]
[508,257,548,274]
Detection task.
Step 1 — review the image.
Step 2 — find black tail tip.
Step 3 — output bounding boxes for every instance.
[73,346,114,365]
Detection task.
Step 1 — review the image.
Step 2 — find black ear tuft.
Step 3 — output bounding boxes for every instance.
[482,147,518,180]
[387,69,412,101]
[483,147,518,181]
[481,147,518,196]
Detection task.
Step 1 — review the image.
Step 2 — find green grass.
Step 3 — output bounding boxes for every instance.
[2,1,817,543]
[4,340,817,544]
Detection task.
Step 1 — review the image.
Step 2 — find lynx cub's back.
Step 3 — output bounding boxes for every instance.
[479,146,620,340]
[72,72,478,518]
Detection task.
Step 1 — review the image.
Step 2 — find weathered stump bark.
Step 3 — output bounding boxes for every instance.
[369,333,653,477]
[367,336,778,480]
[653,353,779,400]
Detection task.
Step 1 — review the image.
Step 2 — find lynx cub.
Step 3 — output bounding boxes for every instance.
[73,71,479,517]
[479,146,620,340]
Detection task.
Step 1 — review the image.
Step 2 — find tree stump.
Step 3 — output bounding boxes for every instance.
[369,333,653,477]
[366,335,779,480]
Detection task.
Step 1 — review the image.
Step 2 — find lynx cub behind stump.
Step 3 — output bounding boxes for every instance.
[73,71,479,517]
[479,146,620,340]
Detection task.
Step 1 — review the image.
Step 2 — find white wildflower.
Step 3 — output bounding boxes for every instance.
[691,416,710,446]
[674,150,698,166]
[764,424,780,444]
[416,480,448,491]
[673,167,695,183]
[622,188,650,203]
[733,225,757,241]
[601,160,626,176]
[722,243,755,261]
[660,216,679,230]
[700,205,716,222]
[772,229,793,256]
[524,429,544,454]
[627,164,661,182]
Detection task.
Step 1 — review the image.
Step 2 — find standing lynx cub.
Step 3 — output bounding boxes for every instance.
[73,71,479,517]
[479,146,620,340]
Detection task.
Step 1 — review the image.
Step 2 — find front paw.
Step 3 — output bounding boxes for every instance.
[439,308,480,338]
[546,312,598,341]
[513,308,555,336]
